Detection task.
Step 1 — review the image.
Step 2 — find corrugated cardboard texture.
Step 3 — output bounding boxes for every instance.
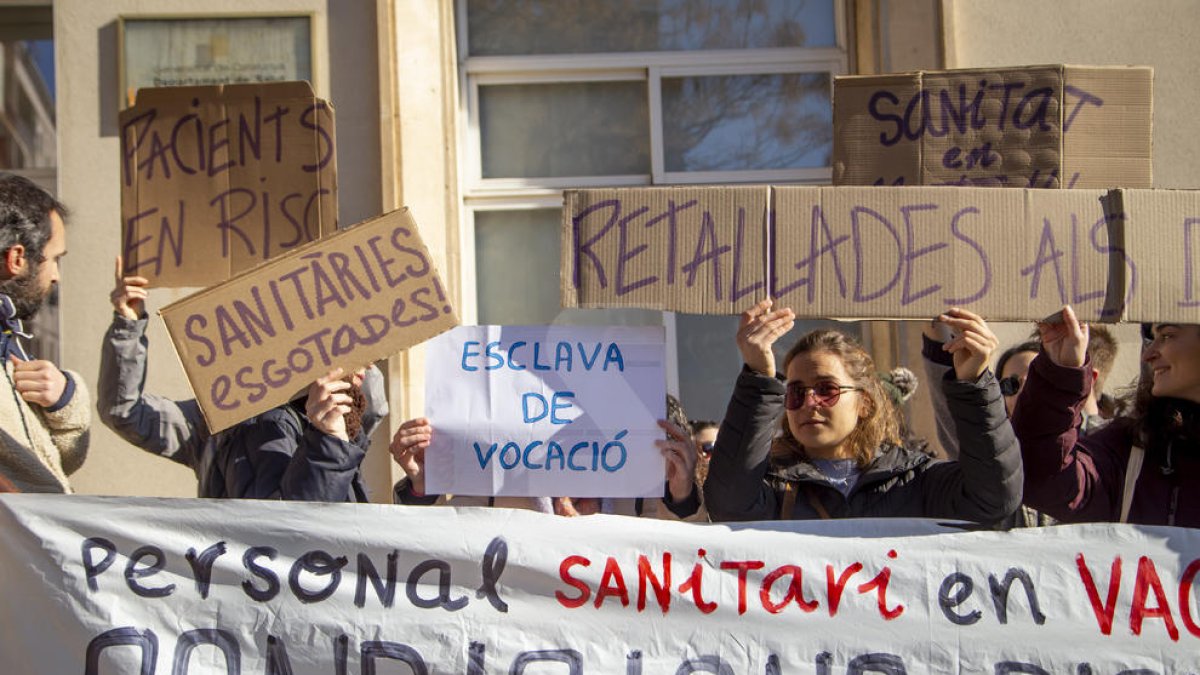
[1114,189,1200,323]
[562,187,769,314]
[772,186,1117,321]
[832,65,1152,190]
[120,81,337,287]
[560,185,1185,322]
[161,208,459,432]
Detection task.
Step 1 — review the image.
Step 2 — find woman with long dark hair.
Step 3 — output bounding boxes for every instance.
[1012,306,1200,526]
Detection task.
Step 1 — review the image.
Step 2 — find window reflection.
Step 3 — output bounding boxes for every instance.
[467,0,837,56]
[480,82,649,179]
[662,72,831,172]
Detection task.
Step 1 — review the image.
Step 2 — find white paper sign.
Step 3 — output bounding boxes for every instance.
[424,324,666,498]
[0,494,1196,673]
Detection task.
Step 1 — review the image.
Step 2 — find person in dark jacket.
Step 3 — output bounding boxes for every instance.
[97,257,387,502]
[704,299,1021,524]
[1012,305,1200,526]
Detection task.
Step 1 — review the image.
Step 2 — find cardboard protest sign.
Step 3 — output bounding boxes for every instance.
[2,494,1198,672]
[160,208,458,432]
[833,65,1152,189]
[772,186,1122,322]
[1109,189,1200,323]
[562,186,769,314]
[120,81,337,287]
[424,324,666,498]
[564,185,1142,321]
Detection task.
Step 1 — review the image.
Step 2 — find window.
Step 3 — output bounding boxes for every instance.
[457,0,851,419]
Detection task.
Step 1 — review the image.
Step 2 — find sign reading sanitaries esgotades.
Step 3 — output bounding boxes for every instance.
[120,81,337,287]
[160,208,458,432]
[563,186,1200,323]
[2,495,1199,672]
[423,324,666,498]
[832,65,1152,189]
[562,186,769,314]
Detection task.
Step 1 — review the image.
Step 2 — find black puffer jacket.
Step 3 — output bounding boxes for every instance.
[705,366,1022,524]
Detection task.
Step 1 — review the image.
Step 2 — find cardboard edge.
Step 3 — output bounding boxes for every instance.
[129,80,320,107]
[157,308,214,433]
[1099,189,1130,323]
[560,190,580,309]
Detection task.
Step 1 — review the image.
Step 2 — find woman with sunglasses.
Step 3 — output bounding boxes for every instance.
[704,300,1021,523]
[1012,306,1200,526]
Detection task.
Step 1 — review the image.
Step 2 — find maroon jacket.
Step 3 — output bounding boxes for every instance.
[1011,354,1200,527]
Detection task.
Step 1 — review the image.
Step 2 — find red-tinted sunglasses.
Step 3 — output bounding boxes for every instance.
[785,381,862,410]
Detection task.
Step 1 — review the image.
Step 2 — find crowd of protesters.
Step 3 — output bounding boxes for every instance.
[0,172,1196,530]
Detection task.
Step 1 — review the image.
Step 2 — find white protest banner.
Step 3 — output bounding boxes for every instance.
[0,494,1197,673]
[424,325,666,498]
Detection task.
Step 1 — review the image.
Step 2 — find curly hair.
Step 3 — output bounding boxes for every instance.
[1127,326,1200,459]
[0,173,66,266]
[771,329,900,469]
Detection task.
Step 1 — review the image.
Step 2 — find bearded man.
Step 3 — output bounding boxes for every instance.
[0,174,90,493]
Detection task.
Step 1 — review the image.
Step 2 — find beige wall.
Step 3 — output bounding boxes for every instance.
[55,0,387,497]
[942,0,1199,402]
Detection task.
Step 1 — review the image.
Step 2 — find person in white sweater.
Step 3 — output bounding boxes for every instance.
[0,174,89,493]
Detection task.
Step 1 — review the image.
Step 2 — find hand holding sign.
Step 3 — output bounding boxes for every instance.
[656,419,699,503]
[110,256,149,321]
[1037,305,1089,369]
[390,417,432,496]
[736,299,795,378]
[937,308,1000,381]
[305,368,354,441]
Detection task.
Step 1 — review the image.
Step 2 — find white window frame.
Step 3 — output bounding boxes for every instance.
[455,0,849,389]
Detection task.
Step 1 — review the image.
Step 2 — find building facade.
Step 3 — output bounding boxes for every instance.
[29,0,1193,498]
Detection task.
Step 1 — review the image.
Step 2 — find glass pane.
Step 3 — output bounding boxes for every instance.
[475,209,661,327]
[676,314,859,422]
[662,72,832,172]
[466,0,837,56]
[480,82,649,179]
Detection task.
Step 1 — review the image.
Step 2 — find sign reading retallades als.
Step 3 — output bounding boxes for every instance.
[120,81,337,287]
[161,208,458,432]
[424,325,666,498]
[563,186,1200,323]
[0,495,1197,672]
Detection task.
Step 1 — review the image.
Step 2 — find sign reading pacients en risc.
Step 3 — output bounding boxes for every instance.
[120,81,338,287]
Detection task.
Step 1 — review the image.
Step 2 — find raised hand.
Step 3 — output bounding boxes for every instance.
[736,299,795,377]
[1036,305,1088,368]
[110,255,149,320]
[656,419,699,503]
[936,308,1000,381]
[390,417,432,495]
[305,368,353,441]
